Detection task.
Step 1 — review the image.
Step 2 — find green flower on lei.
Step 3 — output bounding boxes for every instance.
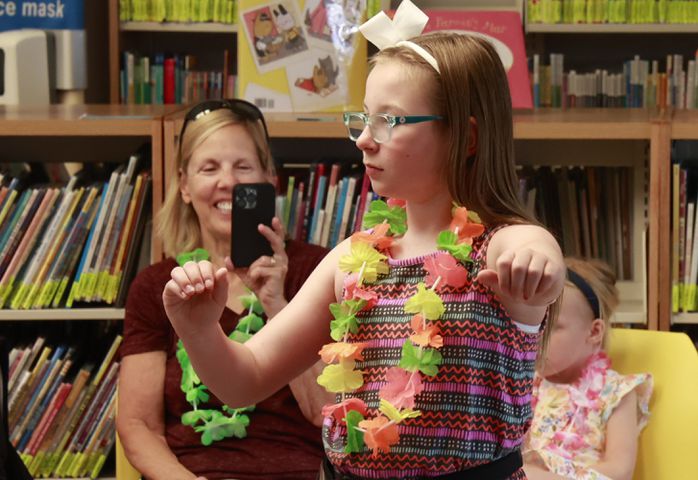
[175,248,263,446]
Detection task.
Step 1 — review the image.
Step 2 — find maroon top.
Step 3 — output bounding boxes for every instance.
[120,240,328,480]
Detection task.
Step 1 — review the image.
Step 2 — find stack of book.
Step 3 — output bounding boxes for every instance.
[8,336,122,479]
[0,155,151,309]
[671,142,698,313]
[528,0,698,24]
[276,163,375,249]
[530,52,698,109]
[120,0,237,24]
[518,165,635,281]
[120,51,237,105]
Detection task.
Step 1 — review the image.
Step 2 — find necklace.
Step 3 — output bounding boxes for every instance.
[317,199,484,456]
[175,248,264,446]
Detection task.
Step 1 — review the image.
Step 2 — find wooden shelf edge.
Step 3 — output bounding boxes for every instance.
[672,312,698,325]
[526,23,698,33]
[120,21,237,33]
[0,308,125,321]
[671,124,698,139]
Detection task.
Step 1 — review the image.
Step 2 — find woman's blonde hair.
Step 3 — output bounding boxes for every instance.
[565,257,619,348]
[156,107,275,258]
[372,32,536,227]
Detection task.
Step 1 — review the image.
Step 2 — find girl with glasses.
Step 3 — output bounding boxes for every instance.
[163,1,565,478]
[117,99,331,480]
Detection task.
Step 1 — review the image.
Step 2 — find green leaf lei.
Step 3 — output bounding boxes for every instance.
[175,249,263,446]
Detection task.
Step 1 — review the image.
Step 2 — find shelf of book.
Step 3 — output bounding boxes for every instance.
[163,108,657,327]
[526,23,698,33]
[120,21,237,33]
[0,309,125,321]
[669,110,698,326]
[0,104,180,262]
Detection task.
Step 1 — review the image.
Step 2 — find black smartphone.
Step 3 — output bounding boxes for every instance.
[231,182,276,267]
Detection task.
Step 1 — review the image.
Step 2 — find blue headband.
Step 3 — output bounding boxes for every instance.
[567,269,601,319]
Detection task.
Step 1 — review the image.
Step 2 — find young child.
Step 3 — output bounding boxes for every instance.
[163,1,565,478]
[524,258,653,480]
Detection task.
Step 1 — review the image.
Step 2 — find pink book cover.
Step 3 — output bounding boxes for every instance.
[423,10,533,109]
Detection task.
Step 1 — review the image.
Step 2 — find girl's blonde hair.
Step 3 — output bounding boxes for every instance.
[565,257,620,348]
[375,32,560,356]
[156,107,275,258]
[372,32,536,227]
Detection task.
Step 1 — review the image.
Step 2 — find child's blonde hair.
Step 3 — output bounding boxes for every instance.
[372,32,535,227]
[565,257,619,348]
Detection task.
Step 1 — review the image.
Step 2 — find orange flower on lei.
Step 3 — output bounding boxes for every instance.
[351,222,393,252]
[409,314,443,349]
[359,416,400,457]
[449,206,485,244]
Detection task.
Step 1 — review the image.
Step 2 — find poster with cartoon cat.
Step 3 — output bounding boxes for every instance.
[285,50,345,111]
[240,0,311,74]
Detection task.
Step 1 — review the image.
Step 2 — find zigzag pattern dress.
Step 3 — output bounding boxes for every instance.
[322,227,540,479]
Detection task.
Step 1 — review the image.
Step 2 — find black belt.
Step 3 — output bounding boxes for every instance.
[320,450,523,480]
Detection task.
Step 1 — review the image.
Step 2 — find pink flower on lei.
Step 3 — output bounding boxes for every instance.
[343,273,378,310]
[379,366,424,410]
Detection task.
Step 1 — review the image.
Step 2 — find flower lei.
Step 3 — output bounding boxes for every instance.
[317,199,485,456]
[175,248,262,446]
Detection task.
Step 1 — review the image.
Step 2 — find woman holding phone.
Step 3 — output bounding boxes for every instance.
[117,99,330,480]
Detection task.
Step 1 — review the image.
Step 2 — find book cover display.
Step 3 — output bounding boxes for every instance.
[237,0,367,112]
[423,10,533,109]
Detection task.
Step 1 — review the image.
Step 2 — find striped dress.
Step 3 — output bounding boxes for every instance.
[322,227,540,479]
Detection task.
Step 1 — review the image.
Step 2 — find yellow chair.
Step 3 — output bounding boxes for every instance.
[608,328,698,480]
[116,432,141,480]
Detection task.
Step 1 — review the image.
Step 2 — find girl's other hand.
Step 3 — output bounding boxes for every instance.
[228,217,289,316]
[163,260,229,336]
[477,247,565,307]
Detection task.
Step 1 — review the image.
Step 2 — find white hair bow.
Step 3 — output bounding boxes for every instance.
[359,0,440,74]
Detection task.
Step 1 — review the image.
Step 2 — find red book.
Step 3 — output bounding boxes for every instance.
[353,173,371,233]
[26,382,72,455]
[423,10,533,109]
[164,58,176,104]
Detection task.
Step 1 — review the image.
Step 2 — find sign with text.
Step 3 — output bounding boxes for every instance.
[0,0,83,31]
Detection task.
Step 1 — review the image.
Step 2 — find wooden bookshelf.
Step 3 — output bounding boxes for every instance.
[514,109,657,327]
[0,105,185,480]
[671,110,698,140]
[0,104,181,262]
[108,0,237,103]
[526,23,698,33]
[162,108,659,327]
[670,110,698,327]
[512,108,653,139]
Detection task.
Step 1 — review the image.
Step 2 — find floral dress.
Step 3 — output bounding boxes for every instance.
[524,352,652,480]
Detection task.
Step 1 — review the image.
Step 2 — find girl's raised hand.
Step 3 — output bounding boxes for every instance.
[163,260,229,336]
[476,247,564,307]
[229,217,289,317]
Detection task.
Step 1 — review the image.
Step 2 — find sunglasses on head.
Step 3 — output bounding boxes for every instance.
[178,98,270,144]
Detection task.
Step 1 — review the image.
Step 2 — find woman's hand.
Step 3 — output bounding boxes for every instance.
[163,260,229,337]
[230,217,289,317]
[477,247,565,308]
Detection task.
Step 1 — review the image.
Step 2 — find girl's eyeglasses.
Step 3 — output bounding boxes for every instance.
[343,112,443,144]
[179,99,270,143]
